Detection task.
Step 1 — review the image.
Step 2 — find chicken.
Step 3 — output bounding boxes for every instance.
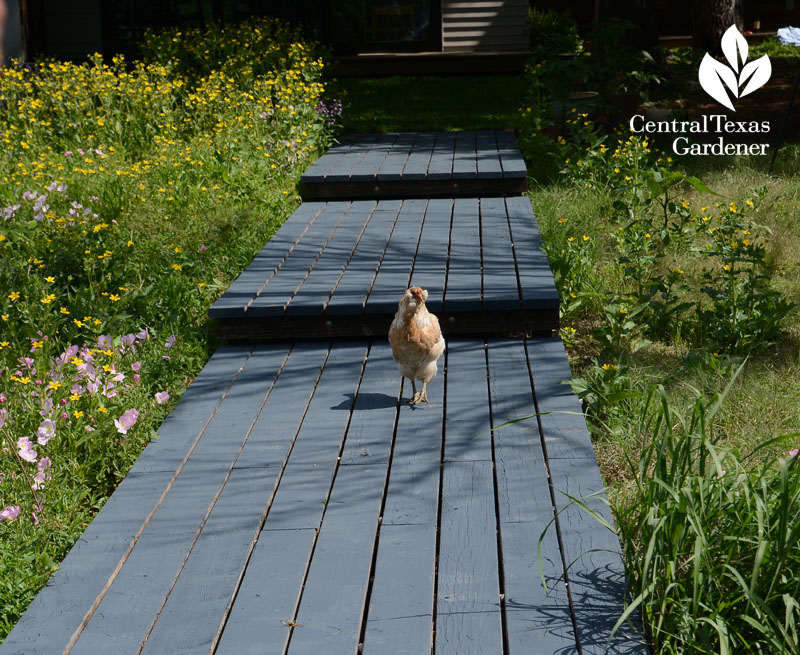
[388,286,446,404]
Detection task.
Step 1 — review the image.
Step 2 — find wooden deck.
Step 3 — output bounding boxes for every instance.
[209,197,558,341]
[300,131,528,200]
[0,338,646,655]
[0,131,648,654]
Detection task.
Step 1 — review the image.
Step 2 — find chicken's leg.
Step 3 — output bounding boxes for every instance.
[409,378,419,404]
[418,381,429,403]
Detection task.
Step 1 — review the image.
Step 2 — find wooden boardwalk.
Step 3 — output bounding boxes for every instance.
[0,131,648,654]
[1,339,644,655]
[300,131,528,200]
[210,197,559,341]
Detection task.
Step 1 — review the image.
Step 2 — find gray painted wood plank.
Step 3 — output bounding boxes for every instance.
[475,130,503,179]
[361,523,435,654]
[505,196,560,309]
[480,197,521,312]
[427,132,456,180]
[485,339,578,653]
[0,471,174,655]
[496,130,528,179]
[502,522,578,654]
[407,197,451,315]
[350,133,397,182]
[376,133,416,181]
[364,198,427,315]
[401,131,437,181]
[129,345,253,474]
[67,471,228,655]
[247,201,351,317]
[209,203,324,318]
[285,201,376,317]
[486,339,550,524]
[231,342,331,471]
[436,460,503,654]
[215,528,316,655]
[339,341,400,465]
[326,135,377,182]
[526,338,594,460]
[287,463,388,654]
[526,338,647,653]
[300,138,355,182]
[261,464,333,531]
[282,341,369,466]
[69,345,290,654]
[136,467,278,655]
[548,457,646,655]
[325,201,402,316]
[444,339,491,463]
[381,374,443,526]
[452,130,477,180]
[443,197,482,313]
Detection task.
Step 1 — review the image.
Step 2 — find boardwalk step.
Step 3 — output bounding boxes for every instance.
[209,197,559,340]
[300,130,528,200]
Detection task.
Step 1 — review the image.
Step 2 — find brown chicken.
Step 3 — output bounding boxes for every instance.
[388,286,446,404]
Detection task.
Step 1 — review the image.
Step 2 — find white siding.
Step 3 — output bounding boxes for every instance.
[442,0,529,52]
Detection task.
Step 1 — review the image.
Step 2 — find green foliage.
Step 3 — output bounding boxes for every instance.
[527,7,582,61]
[617,381,800,654]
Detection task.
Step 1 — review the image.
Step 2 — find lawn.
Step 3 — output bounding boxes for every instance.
[338,75,526,132]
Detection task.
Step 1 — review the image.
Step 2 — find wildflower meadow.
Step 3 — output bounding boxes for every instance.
[0,18,340,636]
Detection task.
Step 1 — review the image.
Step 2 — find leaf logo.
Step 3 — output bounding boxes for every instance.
[698,25,771,111]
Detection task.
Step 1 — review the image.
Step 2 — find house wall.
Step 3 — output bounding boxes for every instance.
[442,0,529,51]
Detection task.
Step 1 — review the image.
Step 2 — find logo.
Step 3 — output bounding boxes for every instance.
[698,25,771,111]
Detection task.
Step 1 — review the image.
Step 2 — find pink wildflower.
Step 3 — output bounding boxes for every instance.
[131,361,141,372]
[0,506,20,521]
[37,419,55,445]
[114,408,140,435]
[790,449,799,457]
[165,335,176,349]
[155,391,170,405]
[17,437,37,463]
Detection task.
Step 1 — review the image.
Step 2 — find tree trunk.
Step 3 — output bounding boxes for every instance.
[693,0,744,55]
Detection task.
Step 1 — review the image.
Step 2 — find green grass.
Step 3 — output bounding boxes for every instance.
[337,75,526,132]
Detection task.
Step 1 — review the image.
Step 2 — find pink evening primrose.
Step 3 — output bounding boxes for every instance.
[37,418,56,445]
[17,437,37,463]
[114,408,140,435]
[790,449,799,457]
[155,391,170,405]
[0,506,20,521]
[165,335,176,349]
